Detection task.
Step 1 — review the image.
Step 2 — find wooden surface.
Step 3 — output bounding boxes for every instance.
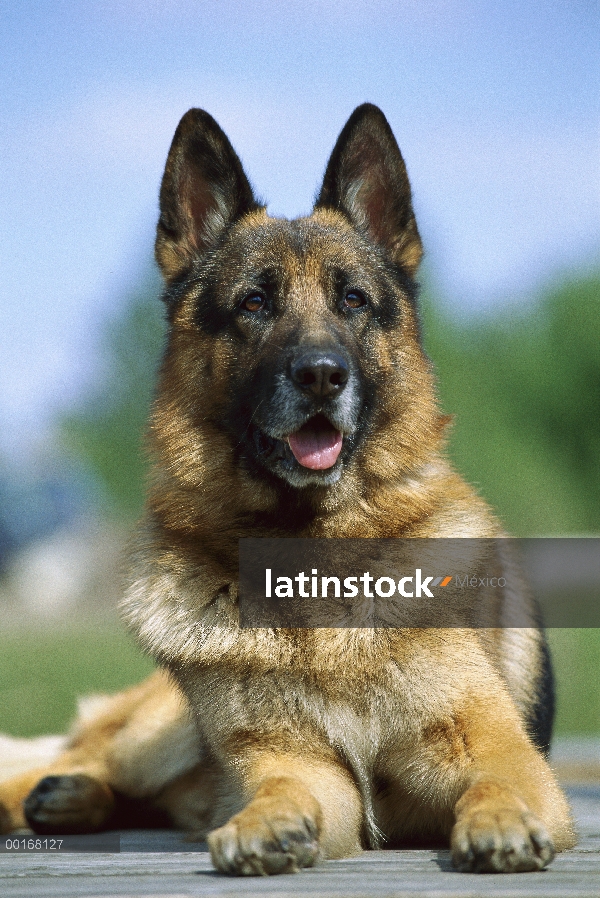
[0,783,598,898]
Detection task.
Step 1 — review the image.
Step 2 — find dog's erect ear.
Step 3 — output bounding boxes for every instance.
[316,104,422,276]
[155,109,258,282]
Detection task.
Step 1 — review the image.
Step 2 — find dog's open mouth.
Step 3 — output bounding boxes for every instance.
[287,414,343,470]
[251,414,346,480]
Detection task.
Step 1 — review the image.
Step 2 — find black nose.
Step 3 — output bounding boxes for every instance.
[290,352,349,398]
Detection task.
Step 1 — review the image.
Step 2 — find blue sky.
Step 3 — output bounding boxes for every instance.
[0,0,598,462]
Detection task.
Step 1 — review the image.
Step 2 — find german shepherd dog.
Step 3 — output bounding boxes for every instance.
[0,105,574,874]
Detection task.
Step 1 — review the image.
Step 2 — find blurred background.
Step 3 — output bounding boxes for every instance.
[0,2,598,742]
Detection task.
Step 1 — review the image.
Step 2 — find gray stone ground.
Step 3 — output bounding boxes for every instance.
[0,784,598,898]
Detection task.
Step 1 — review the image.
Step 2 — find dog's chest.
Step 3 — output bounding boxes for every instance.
[187,648,418,759]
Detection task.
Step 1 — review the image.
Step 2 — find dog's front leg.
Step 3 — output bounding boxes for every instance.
[452,776,559,873]
[448,696,576,873]
[207,749,363,875]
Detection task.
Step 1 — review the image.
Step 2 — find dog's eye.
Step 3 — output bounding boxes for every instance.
[240,292,266,313]
[343,290,367,310]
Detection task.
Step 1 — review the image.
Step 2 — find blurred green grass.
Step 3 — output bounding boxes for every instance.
[547,629,600,736]
[0,623,154,738]
[0,623,597,739]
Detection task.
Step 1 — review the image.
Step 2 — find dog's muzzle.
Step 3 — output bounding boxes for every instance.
[248,345,360,486]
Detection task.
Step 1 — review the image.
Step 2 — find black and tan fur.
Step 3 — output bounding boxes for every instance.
[0,105,574,874]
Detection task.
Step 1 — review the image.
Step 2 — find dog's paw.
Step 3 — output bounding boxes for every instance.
[24,774,115,835]
[207,797,320,875]
[451,807,555,873]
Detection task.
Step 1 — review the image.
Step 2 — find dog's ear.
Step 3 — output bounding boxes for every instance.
[155,109,258,282]
[316,104,422,276]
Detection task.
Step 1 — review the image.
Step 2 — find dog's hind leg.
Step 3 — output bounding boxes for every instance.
[0,721,119,834]
[0,670,202,835]
[0,755,116,835]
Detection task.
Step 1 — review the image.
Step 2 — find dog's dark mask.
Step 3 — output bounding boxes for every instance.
[154,104,423,489]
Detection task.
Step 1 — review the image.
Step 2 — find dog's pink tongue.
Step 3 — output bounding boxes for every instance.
[288,422,343,469]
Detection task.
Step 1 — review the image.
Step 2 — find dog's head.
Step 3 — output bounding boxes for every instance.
[151,105,443,507]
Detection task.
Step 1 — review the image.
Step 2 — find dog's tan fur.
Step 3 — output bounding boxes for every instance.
[0,105,574,874]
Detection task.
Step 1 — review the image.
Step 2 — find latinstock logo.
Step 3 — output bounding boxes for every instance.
[239,537,600,628]
[265,569,454,600]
